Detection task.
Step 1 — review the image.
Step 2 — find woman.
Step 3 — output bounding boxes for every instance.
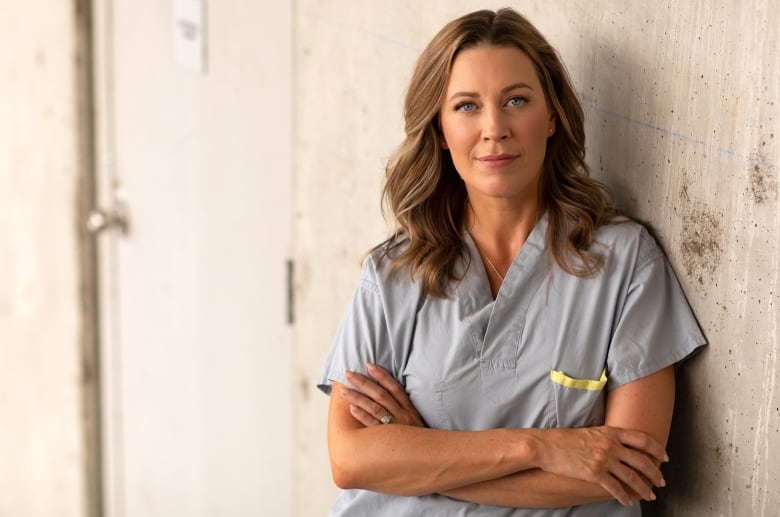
[317,8,705,516]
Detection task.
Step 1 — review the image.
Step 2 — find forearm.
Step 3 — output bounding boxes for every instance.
[443,367,677,509]
[330,367,673,505]
[441,468,613,508]
[329,382,538,495]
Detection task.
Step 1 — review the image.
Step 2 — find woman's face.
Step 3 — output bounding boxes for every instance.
[439,45,555,206]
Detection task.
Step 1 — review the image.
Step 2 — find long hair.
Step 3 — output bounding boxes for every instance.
[375,8,616,297]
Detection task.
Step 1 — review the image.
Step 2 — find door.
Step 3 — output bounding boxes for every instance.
[91,1,293,516]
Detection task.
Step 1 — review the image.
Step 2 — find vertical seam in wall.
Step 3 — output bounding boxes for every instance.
[73,0,104,515]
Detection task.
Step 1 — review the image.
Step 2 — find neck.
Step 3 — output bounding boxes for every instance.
[465,195,542,260]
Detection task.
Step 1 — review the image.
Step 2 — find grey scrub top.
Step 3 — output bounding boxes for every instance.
[318,214,707,516]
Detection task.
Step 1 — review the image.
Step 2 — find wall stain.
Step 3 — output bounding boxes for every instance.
[678,169,724,290]
[748,148,777,205]
[299,374,310,402]
[681,207,723,289]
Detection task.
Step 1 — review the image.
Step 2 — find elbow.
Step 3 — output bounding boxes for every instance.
[330,451,431,497]
[330,455,361,490]
[329,443,362,489]
[331,464,357,490]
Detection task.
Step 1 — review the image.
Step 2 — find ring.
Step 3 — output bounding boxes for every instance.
[380,413,393,425]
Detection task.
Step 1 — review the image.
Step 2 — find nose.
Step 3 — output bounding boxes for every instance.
[481,107,510,141]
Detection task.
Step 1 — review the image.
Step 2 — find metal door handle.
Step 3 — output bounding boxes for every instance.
[86,203,129,235]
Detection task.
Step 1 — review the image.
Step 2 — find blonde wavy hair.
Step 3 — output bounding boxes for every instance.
[375,8,616,297]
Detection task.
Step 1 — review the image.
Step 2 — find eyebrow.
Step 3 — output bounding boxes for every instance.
[447,82,534,101]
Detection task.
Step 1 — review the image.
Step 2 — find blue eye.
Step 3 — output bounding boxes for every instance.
[455,102,477,112]
[507,97,527,107]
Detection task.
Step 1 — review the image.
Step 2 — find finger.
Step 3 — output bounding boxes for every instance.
[611,427,668,463]
[366,363,410,407]
[619,448,666,488]
[368,364,419,414]
[593,471,633,507]
[609,461,655,503]
[341,385,392,423]
[598,428,665,490]
[349,404,381,427]
[345,370,403,415]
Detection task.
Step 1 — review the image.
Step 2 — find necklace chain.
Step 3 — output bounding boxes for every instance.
[473,242,505,281]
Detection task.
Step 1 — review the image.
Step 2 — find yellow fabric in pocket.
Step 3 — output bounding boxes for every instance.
[550,368,607,391]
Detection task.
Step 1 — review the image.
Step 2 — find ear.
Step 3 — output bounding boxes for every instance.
[547,112,557,137]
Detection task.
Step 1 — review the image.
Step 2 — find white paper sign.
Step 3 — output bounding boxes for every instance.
[174,0,207,72]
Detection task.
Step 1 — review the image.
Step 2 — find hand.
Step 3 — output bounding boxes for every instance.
[342,363,425,428]
[534,426,668,506]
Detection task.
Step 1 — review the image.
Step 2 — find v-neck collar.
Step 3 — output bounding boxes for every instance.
[460,212,551,356]
[462,212,550,302]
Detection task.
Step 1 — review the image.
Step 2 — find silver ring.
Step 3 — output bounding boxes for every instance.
[380,413,393,425]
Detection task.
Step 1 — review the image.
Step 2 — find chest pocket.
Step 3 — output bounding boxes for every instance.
[550,368,607,428]
[477,320,522,405]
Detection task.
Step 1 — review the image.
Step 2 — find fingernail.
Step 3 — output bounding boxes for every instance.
[367,362,376,370]
[663,453,670,462]
[659,477,666,488]
[649,492,656,501]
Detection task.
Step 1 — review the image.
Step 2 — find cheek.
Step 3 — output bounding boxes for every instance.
[441,118,476,153]
[517,113,553,146]
[442,127,466,151]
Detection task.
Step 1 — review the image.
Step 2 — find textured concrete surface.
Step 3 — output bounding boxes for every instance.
[0,2,87,516]
[293,1,779,515]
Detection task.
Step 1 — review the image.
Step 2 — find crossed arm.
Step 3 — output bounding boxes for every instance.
[327,363,675,508]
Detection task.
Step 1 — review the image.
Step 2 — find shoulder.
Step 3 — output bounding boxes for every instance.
[592,217,664,270]
[364,235,409,277]
[362,236,422,295]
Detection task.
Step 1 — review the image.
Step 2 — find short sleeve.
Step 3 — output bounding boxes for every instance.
[316,260,394,395]
[606,230,707,389]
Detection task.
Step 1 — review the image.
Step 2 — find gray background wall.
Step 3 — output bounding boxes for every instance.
[293,1,779,515]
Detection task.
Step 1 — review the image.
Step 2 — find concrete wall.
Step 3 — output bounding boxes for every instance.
[0,2,87,516]
[293,1,779,516]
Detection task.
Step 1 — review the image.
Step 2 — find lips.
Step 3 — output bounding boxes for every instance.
[476,153,518,167]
